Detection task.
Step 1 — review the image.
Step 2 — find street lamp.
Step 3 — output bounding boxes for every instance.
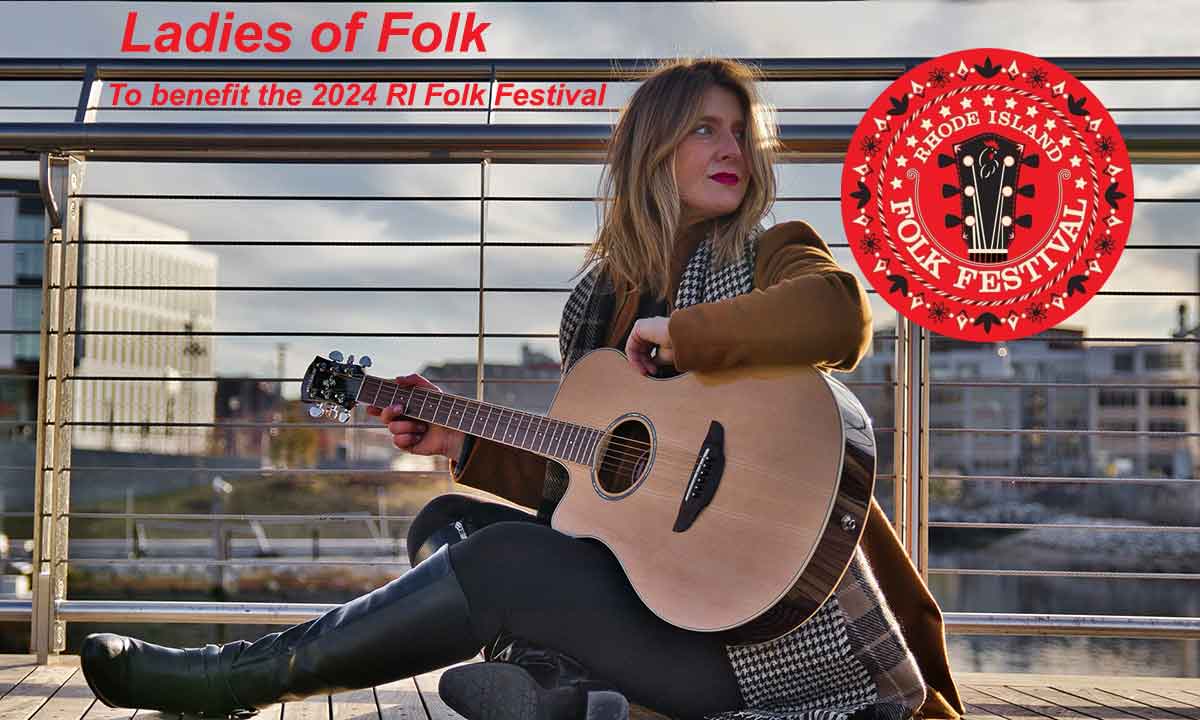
[182,315,207,456]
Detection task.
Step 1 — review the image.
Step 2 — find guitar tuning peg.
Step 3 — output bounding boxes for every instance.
[329,350,344,363]
[359,356,372,368]
[308,405,323,418]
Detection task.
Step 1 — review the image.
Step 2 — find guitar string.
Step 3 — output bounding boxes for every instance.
[374,380,782,473]
[382,381,671,461]
[373,379,660,457]
[347,378,788,480]
[359,380,792,478]
[990,160,1007,251]
[383,383,666,467]
[969,160,986,251]
[369,384,787,481]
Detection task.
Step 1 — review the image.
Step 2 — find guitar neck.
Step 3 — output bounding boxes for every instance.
[355,374,601,467]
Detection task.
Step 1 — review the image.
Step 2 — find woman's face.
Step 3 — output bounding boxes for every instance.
[673,85,748,229]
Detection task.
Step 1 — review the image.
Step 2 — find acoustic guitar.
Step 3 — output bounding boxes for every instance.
[301,347,875,645]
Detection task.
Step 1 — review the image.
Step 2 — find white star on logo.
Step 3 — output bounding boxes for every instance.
[920,118,933,130]
[1059,135,1072,147]
[896,156,909,167]
[1074,178,1087,190]
[1069,156,1082,167]
[982,94,995,107]
[890,177,903,190]
[960,97,973,110]
[1004,97,1017,109]
[905,136,917,148]
[1026,105,1039,117]
[1044,119,1057,131]
[938,105,951,118]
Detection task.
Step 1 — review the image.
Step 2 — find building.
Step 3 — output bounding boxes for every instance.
[845,325,1198,481]
[0,185,221,454]
[1088,344,1199,478]
[0,179,46,441]
[70,201,218,454]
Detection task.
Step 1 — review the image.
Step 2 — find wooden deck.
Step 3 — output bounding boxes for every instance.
[0,655,1196,720]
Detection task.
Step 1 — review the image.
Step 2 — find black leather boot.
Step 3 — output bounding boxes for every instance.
[438,632,630,720]
[80,545,481,717]
[439,663,629,720]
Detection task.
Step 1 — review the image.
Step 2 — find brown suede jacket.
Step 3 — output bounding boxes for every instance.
[449,220,964,719]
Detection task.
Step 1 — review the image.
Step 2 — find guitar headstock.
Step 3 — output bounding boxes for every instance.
[301,351,372,423]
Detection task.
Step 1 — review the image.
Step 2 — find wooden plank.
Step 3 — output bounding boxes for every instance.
[0,659,39,703]
[411,666,467,720]
[1098,688,1200,720]
[628,704,674,720]
[1016,685,1143,720]
[284,695,331,720]
[970,685,1090,720]
[0,665,79,720]
[1141,691,1200,711]
[962,675,1200,692]
[330,688,377,720]
[964,703,1014,720]
[1052,686,1195,720]
[256,703,282,720]
[29,668,96,720]
[374,679,426,720]
[78,702,137,720]
[958,686,1044,720]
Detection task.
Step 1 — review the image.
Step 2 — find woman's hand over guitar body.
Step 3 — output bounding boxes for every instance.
[366,374,466,460]
[625,316,675,376]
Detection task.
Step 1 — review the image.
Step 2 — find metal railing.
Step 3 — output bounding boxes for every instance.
[0,55,1197,663]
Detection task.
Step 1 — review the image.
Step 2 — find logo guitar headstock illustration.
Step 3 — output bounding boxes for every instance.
[840,48,1134,341]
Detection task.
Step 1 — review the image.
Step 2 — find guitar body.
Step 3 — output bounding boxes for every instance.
[545,348,875,645]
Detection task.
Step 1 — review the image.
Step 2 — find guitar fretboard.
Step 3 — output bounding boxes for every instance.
[356,375,602,466]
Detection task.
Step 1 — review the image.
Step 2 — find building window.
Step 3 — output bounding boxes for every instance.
[1098,389,1137,407]
[1148,419,1187,433]
[1148,390,1188,407]
[1144,351,1183,371]
[1113,351,1134,373]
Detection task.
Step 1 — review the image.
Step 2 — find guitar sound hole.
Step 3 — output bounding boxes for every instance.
[596,418,652,496]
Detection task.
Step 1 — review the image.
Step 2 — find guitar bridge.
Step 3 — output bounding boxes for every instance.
[672,421,725,533]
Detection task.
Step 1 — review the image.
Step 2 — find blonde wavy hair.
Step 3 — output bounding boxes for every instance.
[577,57,781,300]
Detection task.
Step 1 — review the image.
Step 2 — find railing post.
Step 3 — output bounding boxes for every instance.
[31,153,81,661]
[896,317,929,578]
[916,325,930,580]
[892,319,910,543]
[475,159,490,404]
[30,154,61,662]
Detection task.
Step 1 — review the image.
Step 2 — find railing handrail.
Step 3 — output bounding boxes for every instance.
[1,600,1198,639]
[3,55,1200,81]
[0,123,1198,162]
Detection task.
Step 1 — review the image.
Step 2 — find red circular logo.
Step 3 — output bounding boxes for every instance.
[840,48,1133,341]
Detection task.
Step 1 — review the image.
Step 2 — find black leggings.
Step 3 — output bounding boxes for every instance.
[406,493,744,719]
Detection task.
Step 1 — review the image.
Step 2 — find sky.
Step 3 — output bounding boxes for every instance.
[0,1,1199,384]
